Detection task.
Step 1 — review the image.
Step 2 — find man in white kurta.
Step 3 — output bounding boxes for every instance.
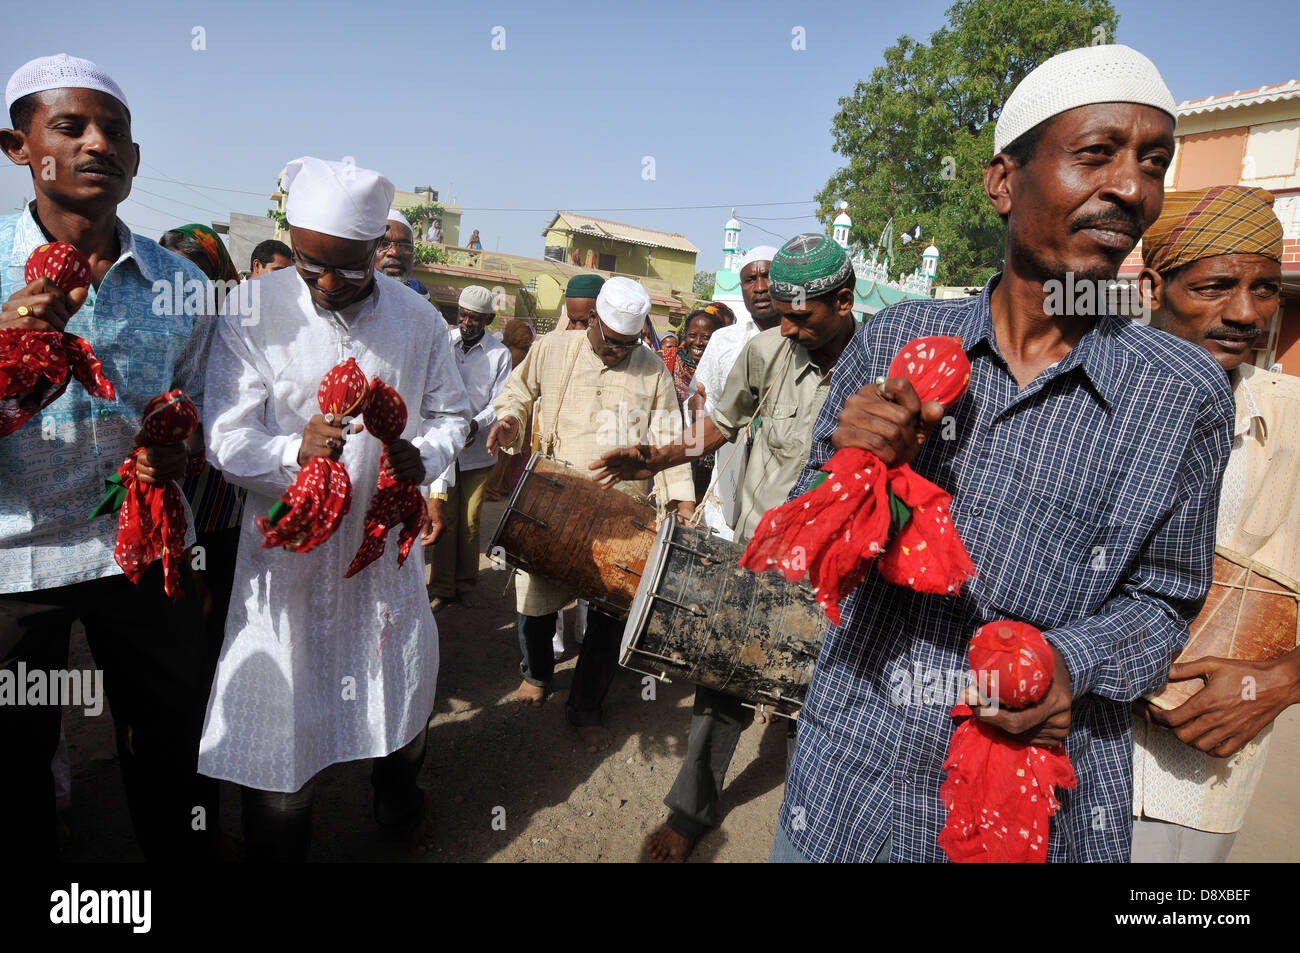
[688,246,778,540]
[197,157,471,858]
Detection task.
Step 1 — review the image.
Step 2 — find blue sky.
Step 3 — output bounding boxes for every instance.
[1,0,1294,272]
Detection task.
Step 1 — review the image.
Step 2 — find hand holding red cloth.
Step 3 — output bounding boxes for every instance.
[937,621,1078,863]
[344,378,427,577]
[740,336,975,624]
[258,358,367,553]
[89,390,199,600]
[1,243,115,437]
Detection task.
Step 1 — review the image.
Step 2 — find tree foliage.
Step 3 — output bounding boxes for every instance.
[413,242,448,265]
[693,270,716,296]
[398,203,445,225]
[817,0,1119,286]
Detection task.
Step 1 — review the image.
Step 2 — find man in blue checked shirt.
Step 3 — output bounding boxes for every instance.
[0,55,217,860]
[771,45,1235,863]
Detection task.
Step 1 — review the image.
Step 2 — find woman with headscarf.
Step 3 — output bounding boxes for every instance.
[159,223,240,294]
[158,224,246,661]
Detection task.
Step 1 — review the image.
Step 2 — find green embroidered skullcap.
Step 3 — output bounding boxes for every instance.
[769,233,852,301]
[565,274,605,299]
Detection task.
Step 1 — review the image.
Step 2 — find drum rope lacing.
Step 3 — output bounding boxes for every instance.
[1200,556,1300,658]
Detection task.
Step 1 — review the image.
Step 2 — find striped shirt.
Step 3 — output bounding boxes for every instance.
[778,278,1233,862]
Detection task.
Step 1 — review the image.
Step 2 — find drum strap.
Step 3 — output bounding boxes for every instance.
[542,340,584,458]
[692,341,796,528]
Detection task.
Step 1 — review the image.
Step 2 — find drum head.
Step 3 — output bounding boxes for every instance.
[620,517,675,663]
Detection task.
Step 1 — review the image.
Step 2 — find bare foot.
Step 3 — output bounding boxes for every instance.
[575,724,612,752]
[515,679,544,705]
[644,824,693,862]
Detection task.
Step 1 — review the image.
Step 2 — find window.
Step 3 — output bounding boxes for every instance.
[598,253,616,272]
[543,245,566,263]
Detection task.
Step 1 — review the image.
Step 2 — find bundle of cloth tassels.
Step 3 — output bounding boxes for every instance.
[258,358,426,577]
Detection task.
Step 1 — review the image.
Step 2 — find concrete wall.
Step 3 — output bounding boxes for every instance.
[227,212,276,275]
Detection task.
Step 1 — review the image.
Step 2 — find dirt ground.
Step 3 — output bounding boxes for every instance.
[56,496,1298,863]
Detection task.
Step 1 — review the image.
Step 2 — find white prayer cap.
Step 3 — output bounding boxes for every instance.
[739,245,779,270]
[994,44,1175,155]
[6,54,129,112]
[283,156,395,241]
[459,284,494,314]
[386,208,412,232]
[595,277,651,336]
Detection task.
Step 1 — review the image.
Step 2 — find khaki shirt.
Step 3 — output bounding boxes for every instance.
[1132,364,1300,833]
[493,329,694,615]
[710,328,836,544]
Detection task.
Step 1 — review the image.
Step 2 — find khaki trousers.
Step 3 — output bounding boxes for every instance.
[426,464,493,598]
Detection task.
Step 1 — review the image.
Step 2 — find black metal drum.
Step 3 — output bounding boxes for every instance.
[619,520,828,719]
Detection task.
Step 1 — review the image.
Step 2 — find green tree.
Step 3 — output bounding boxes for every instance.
[693,270,716,297]
[817,0,1119,286]
[413,243,448,266]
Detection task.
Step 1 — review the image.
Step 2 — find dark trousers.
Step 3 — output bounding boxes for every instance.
[517,607,622,727]
[0,567,218,861]
[664,685,797,842]
[194,526,241,669]
[240,724,429,863]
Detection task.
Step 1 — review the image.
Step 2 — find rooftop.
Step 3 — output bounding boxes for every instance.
[1177,80,1300,116]
[545,211,700,254]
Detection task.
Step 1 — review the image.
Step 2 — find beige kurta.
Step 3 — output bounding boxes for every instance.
[710,328,835,544]
[493,330,694,616]
[1132,364,1300,832]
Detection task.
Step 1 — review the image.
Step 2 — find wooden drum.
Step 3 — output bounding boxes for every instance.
[1148,552,1300,710]
[488,453,658,617]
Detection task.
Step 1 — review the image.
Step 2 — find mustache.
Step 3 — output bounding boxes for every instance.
[1072,208,1145,237]
[1206,324,1262,341]
[76,159,122,175]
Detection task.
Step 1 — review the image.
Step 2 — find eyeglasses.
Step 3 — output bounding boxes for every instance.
[595,319,638,353]
[377,238,414,251]
[291,247,375,282]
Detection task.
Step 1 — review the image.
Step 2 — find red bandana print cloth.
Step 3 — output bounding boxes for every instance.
[257,358,367,553]
[937,621,1078,863]
[1,243,115,437]
[344,378,427,577]
[740,336,976,624]
[93,390,199,600]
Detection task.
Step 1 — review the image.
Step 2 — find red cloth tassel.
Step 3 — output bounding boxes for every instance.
[1,242,116,437]
[937,621,1077,863]
[259,359,368,553]
[344,379,426,577]
[111,390,199,600]
[877,465,976,595]
[740,336,975,623]
[0,329,116,437]
[257,456,352,554]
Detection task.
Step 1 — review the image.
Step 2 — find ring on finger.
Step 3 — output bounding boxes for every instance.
[16,305,31,317]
